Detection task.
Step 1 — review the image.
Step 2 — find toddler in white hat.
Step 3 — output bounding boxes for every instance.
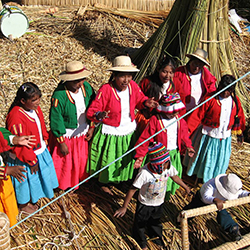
[181,173,250,241]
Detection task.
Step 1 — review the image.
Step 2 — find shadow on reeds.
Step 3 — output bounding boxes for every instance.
[71,20,127,61]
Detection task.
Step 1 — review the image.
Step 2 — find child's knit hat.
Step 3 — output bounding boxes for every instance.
[156,93,185,114]
[148,142,170,174]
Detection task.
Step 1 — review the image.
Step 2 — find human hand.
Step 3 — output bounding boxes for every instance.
[114,207,127,218]
[85,127,95,141]
[187,147,195,158]
[96,111,110,120]
[185,185,191,195]
[30,162,39,175]
[144,98,159,108]
[6,165,27,183]
[13,135,36,148]
[213,198,225,211]
[59,142,69,156]
[134,157,143,169]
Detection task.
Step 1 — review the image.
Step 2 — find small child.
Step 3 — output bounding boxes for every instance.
[0,127,35,226]
[49,61,95,190]
[6,82,59,213]
[114,142,190,250]
[181,173,249,241]
[134,93,195,200]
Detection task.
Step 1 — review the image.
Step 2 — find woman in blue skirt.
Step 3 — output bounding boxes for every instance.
[183,75,245,183]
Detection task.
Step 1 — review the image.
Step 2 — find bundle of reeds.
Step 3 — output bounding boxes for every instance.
[131,0,250,116]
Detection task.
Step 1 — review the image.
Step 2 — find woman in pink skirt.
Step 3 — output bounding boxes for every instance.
[49,61,95,190]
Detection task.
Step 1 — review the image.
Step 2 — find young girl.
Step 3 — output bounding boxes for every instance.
[49,61,95,190]
[134,93,195,199]
[114,142,190,250]
[6,82,59,213]
[136,57,185,133]
[183,74,245,183]
[0,127,34,225]
[86,55,158,195]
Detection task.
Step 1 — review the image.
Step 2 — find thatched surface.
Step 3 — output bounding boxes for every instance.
[0,5,249,249]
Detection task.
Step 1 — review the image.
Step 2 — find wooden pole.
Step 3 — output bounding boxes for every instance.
[180,196,250,249]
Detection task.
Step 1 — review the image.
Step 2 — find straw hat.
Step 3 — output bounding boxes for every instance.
[148,142,170,174]
[186,48,210,67]
[59,61,92,81]
[215,173,242,200]
[107,56,139,72]
[156,93,185,114]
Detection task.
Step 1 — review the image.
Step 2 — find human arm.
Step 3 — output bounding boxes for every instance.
[30,162,39,175]
[12,135,36,148]
[134,116,159,167]
[213,198,225,211]
[6,165,27,183]
[171,175,191,195]
[6,107,38,167]
[85,127,95,141]
[59,142,69,156]
[114,186,138,218]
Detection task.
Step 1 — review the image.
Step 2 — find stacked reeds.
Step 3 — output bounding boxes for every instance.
[131,0,250,116]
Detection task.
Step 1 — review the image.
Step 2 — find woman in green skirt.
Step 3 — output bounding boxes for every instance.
[86,55,158,194]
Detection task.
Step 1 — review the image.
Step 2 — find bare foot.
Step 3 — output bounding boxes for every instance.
[19,204,37,214]
[28,203,38,211]
[100,186,113,196]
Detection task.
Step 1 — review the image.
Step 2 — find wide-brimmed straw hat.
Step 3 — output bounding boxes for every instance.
[59,61,92,81]
[215,173,242,200]
[107,55,139,72]
[156,93,185,114]
[186,48,210,67]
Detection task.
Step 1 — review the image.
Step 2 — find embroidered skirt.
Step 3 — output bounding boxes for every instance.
[185,127,231,183]
[0,177,18,227]
[165,149,182,200]
[87,124,137,184]
[7,148,59,204]
[49,133,89,190]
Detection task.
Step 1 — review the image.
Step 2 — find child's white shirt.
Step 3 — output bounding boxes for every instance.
[133,163,178,206]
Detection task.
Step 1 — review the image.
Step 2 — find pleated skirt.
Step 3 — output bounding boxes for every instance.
[87,124,137,184]
[184,127,231,183]
[7,148,59,204]
[49,133,89,190]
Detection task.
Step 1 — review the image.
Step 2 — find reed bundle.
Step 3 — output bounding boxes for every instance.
[131,0,250,117]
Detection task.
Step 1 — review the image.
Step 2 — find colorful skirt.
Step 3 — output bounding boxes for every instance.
[87,124,137,184]
[0,177,18,227]
[7,148,59,205]
[184,127,231,183]
[49,133,89,190]
[165,149,182,200]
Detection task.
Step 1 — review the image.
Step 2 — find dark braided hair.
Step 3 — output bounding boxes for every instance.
[8,82,42,113]
[142,57,176,100]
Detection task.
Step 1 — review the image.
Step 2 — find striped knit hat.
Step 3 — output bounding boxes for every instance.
[148,142,170,174]
[156,93,185,114]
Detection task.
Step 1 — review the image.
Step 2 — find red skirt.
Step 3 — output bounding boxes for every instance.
[49,132,89,190]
